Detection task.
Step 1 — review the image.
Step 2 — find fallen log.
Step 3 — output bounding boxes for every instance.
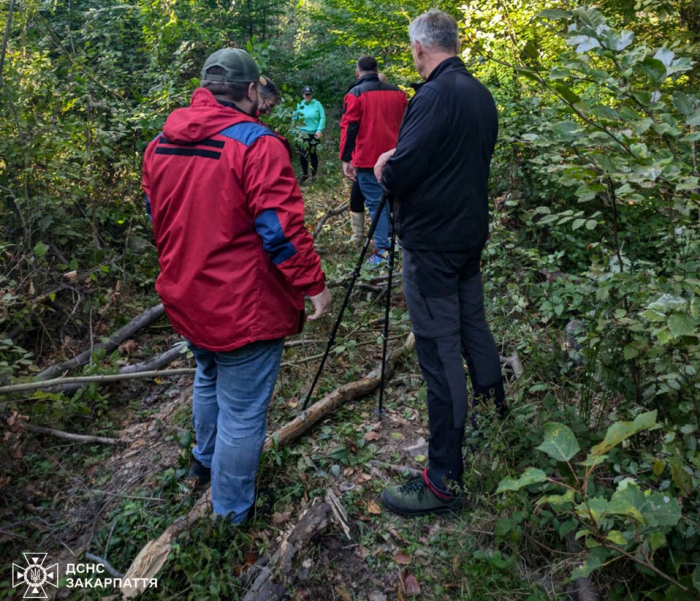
[241,501,333,601]
[119,333,415,598]
[36,303,166,381]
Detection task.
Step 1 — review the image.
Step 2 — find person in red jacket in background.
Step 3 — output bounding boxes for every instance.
[340,56,407,266]
[142,48,332,523]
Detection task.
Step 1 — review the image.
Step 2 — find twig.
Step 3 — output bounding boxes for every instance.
[312,201,348,238]
[368,460,422,478]
[85,552,125,579]
[22,424,123,445]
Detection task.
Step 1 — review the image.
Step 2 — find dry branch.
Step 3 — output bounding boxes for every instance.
[22,424,123,446]
[312,201,348,238]
[119,333,415,598]
[36,303,166,380]
[0,369,195,395]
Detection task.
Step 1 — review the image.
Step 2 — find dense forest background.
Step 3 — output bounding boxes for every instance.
[1,0,699,599]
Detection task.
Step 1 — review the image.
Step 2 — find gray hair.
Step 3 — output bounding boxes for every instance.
[408,10,460,54]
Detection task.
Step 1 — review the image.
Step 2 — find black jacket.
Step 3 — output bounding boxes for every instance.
[381,57,498,251]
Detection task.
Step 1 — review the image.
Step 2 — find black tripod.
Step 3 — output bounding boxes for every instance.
[302,194,397,416]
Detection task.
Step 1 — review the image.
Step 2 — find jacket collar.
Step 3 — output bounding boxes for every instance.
[355,73,379,87]
[410,56,468,92]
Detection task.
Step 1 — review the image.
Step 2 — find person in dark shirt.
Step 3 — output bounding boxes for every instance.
[375,10,505,518]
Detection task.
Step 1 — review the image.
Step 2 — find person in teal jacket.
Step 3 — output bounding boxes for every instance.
[293,86,326,183]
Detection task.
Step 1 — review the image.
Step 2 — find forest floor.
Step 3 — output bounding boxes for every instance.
[1,168,567,601]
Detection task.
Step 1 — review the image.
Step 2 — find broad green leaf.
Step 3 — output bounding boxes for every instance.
[641,57,667,85]
[672,91,696,115]
[537,488,576,509]
[572,218,586,230]
[558,519,577,539]
[554,84,580,105]
[585,220,597,230]
[668,314,696,338]
[643,492,682,527]
[693,566,700,592]
[568,35,602,53]
[496,468,548,493]
[608,480,646,523]
[648,294,687,314]
[641,310,667,322]
[671,463,693,496]
[537,423,580,461]
[590,411,657,456]
[656,328,673,344]
[653,460,665,476]
[576,496,608,522]
[654,48,675,68]
[606,530,627,546]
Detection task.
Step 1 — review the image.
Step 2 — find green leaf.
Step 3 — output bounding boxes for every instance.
[537,8,571,19]
[624,344,639,360]
[607,530,627,546]
[585,220,597,230]
[649,532,666,551]
[590,411,657,456]
[643,492,682,527]
[572,218,586,230]
[641,57,667,85]
[608,480,646,523]
[558,519,577,539]
[496,468,548,493]
[641,310,667,322]
[494,518,512,537]
[537,423,580,461]
[668,314,696,338]
[575,496,608,522]
[34,242,49,258]
[671,463,693,496]
[537,488,576,510]
[692,566,700,592]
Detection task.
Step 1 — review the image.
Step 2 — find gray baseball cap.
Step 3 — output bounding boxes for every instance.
[202,48,266,84]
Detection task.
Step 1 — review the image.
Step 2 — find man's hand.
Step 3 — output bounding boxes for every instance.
[314,131,322,140]
[342,161,356,181]
[374,148,396,182]
[306,286,332,321]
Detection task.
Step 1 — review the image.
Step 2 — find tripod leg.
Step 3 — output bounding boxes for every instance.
[377,216,397,417]
[302,194,390,410]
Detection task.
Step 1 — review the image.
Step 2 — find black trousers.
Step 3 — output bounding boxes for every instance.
[298,134,319,176]
[402,248,503,490]
[350,179,365,212]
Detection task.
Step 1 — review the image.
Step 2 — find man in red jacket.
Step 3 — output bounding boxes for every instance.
[143,48,331,523]
[339,56,407,265]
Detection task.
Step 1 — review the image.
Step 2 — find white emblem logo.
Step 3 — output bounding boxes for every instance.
[11,553,59,599]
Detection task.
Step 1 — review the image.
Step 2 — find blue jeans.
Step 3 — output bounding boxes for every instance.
[189,339,284,522]
[356,168,390,251]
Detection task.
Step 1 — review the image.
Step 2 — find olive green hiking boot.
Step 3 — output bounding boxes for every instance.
[381,474,465,518]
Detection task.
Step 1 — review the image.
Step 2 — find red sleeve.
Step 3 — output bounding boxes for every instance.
[244,135,326,297]
[339,93,362,162]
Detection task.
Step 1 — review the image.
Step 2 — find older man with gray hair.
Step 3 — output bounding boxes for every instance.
[375,10,505,517]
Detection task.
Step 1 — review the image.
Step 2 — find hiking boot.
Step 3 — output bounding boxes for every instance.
[300,174,308,185]
[365,248,389,267]
[381,473,465,518]
[187,458,211,487]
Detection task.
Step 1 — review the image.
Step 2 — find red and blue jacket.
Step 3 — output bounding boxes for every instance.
[143,88,325,352]
[339,74,407,168]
